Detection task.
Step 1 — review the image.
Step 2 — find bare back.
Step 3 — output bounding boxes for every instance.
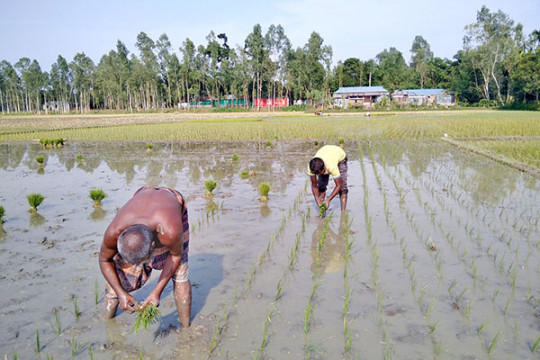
[102,187,184,255]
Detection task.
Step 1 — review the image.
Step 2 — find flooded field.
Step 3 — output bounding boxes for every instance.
[0,139,538,359]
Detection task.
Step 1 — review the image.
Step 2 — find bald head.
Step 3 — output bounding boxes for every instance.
[117,224,153,264]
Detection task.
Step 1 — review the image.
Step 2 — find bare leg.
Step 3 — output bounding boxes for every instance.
[174,280,192,328]
[340,193,348,212]
[105,294,119,320]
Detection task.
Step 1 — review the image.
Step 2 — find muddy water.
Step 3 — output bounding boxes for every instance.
[0,140,538,359]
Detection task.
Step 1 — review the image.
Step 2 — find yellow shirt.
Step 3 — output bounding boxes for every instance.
[307,145,346,178]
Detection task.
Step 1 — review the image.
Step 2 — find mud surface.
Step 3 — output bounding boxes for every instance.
[0,140,538,359]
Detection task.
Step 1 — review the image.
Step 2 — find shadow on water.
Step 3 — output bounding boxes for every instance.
[126,253,224,333]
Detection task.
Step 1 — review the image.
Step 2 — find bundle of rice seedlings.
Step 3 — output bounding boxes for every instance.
[27,193,45,212]
[89,188,107,207]
[259,182,270,202]
[204,180,217,197]
[319,203,327,217]
[133,304,161,334]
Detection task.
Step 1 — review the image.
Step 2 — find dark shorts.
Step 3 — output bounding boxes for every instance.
[317,158,348,195]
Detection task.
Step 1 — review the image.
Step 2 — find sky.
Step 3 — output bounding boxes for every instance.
[1,0,538,72]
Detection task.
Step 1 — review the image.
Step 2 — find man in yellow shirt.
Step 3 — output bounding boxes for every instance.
[308,145,348,212]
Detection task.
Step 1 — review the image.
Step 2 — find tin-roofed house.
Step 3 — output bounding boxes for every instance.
[392,89,455,107]
[333,86,389,109]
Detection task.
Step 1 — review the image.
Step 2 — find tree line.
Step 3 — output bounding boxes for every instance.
[0,6,538,114]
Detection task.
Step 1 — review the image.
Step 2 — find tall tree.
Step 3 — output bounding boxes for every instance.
[179,38,196,104]
[410,35,433,88]
[341,58,363,87]
[135,32,159,109]
[463,6,516,104]
[0,60,21,113]
[375,47,412,92]
[70,52,95,112]
[49,55,72,112]
[245,24,267,110]
[265,24,291,106]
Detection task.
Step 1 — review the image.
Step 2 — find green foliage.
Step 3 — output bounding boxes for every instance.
[240,170,250,179]
[35,155,44,164]
[89,188,107,206]
[232,153,239,161]
[134,304,162,334]
[147,143,153,150]
[259,182,270,201]
[27,193,45,211]
[0,205,5,223]
[204,180,217,196]
[76,154,84,162]
[499,102,539,111]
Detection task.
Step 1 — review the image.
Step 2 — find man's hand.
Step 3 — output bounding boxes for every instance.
[118,292,139,313]
[142,292,161,308]
[323,199,330,209]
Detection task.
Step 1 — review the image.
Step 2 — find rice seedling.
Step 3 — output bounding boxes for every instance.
[52,307,62,335]
[27,193,44,212]
[134,304,162,334]
[35,155,45,166]
[265,141,272,148]
[275,279,283,301]
[76,154,84,163]
[35,328,40,353]
[487,331,500,354]
[303,301,313,334]
[204,180,217,197]
[68,337,84,358]
[94,280,99,306]
[89,188,107,207]
[232,153,239,161]
[477,320,488,335]
[532,335,540,353]
[72,295,81,319]
[146,143,153,151]
[259,182,270,202]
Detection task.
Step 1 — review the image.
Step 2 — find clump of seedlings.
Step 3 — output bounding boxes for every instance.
[40,138,64,148]
[232,154,239,161]
[35,155,45,167]
[266,141,272,148]
[89,188,107,207]
[259,182,270,202]
[133,304,161,334]
[240,170,250,179]
[0,205,5,233]
[314,140,319,146]
[204,180,217,198]
[76,154,84,163]
[27,193,45,212]
[147,143,153,151]
[319,203,327,217]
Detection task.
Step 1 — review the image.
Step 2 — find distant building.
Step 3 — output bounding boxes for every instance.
[43,100,71,112]
[333,86,389,109]
[392,89,455,106]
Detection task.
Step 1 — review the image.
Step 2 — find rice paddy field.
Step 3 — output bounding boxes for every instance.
[0,110,539,359]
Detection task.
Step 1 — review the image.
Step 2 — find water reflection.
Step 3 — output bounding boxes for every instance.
[90,207,107,221]
[310,213,348,277]
[29,212,46,226]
